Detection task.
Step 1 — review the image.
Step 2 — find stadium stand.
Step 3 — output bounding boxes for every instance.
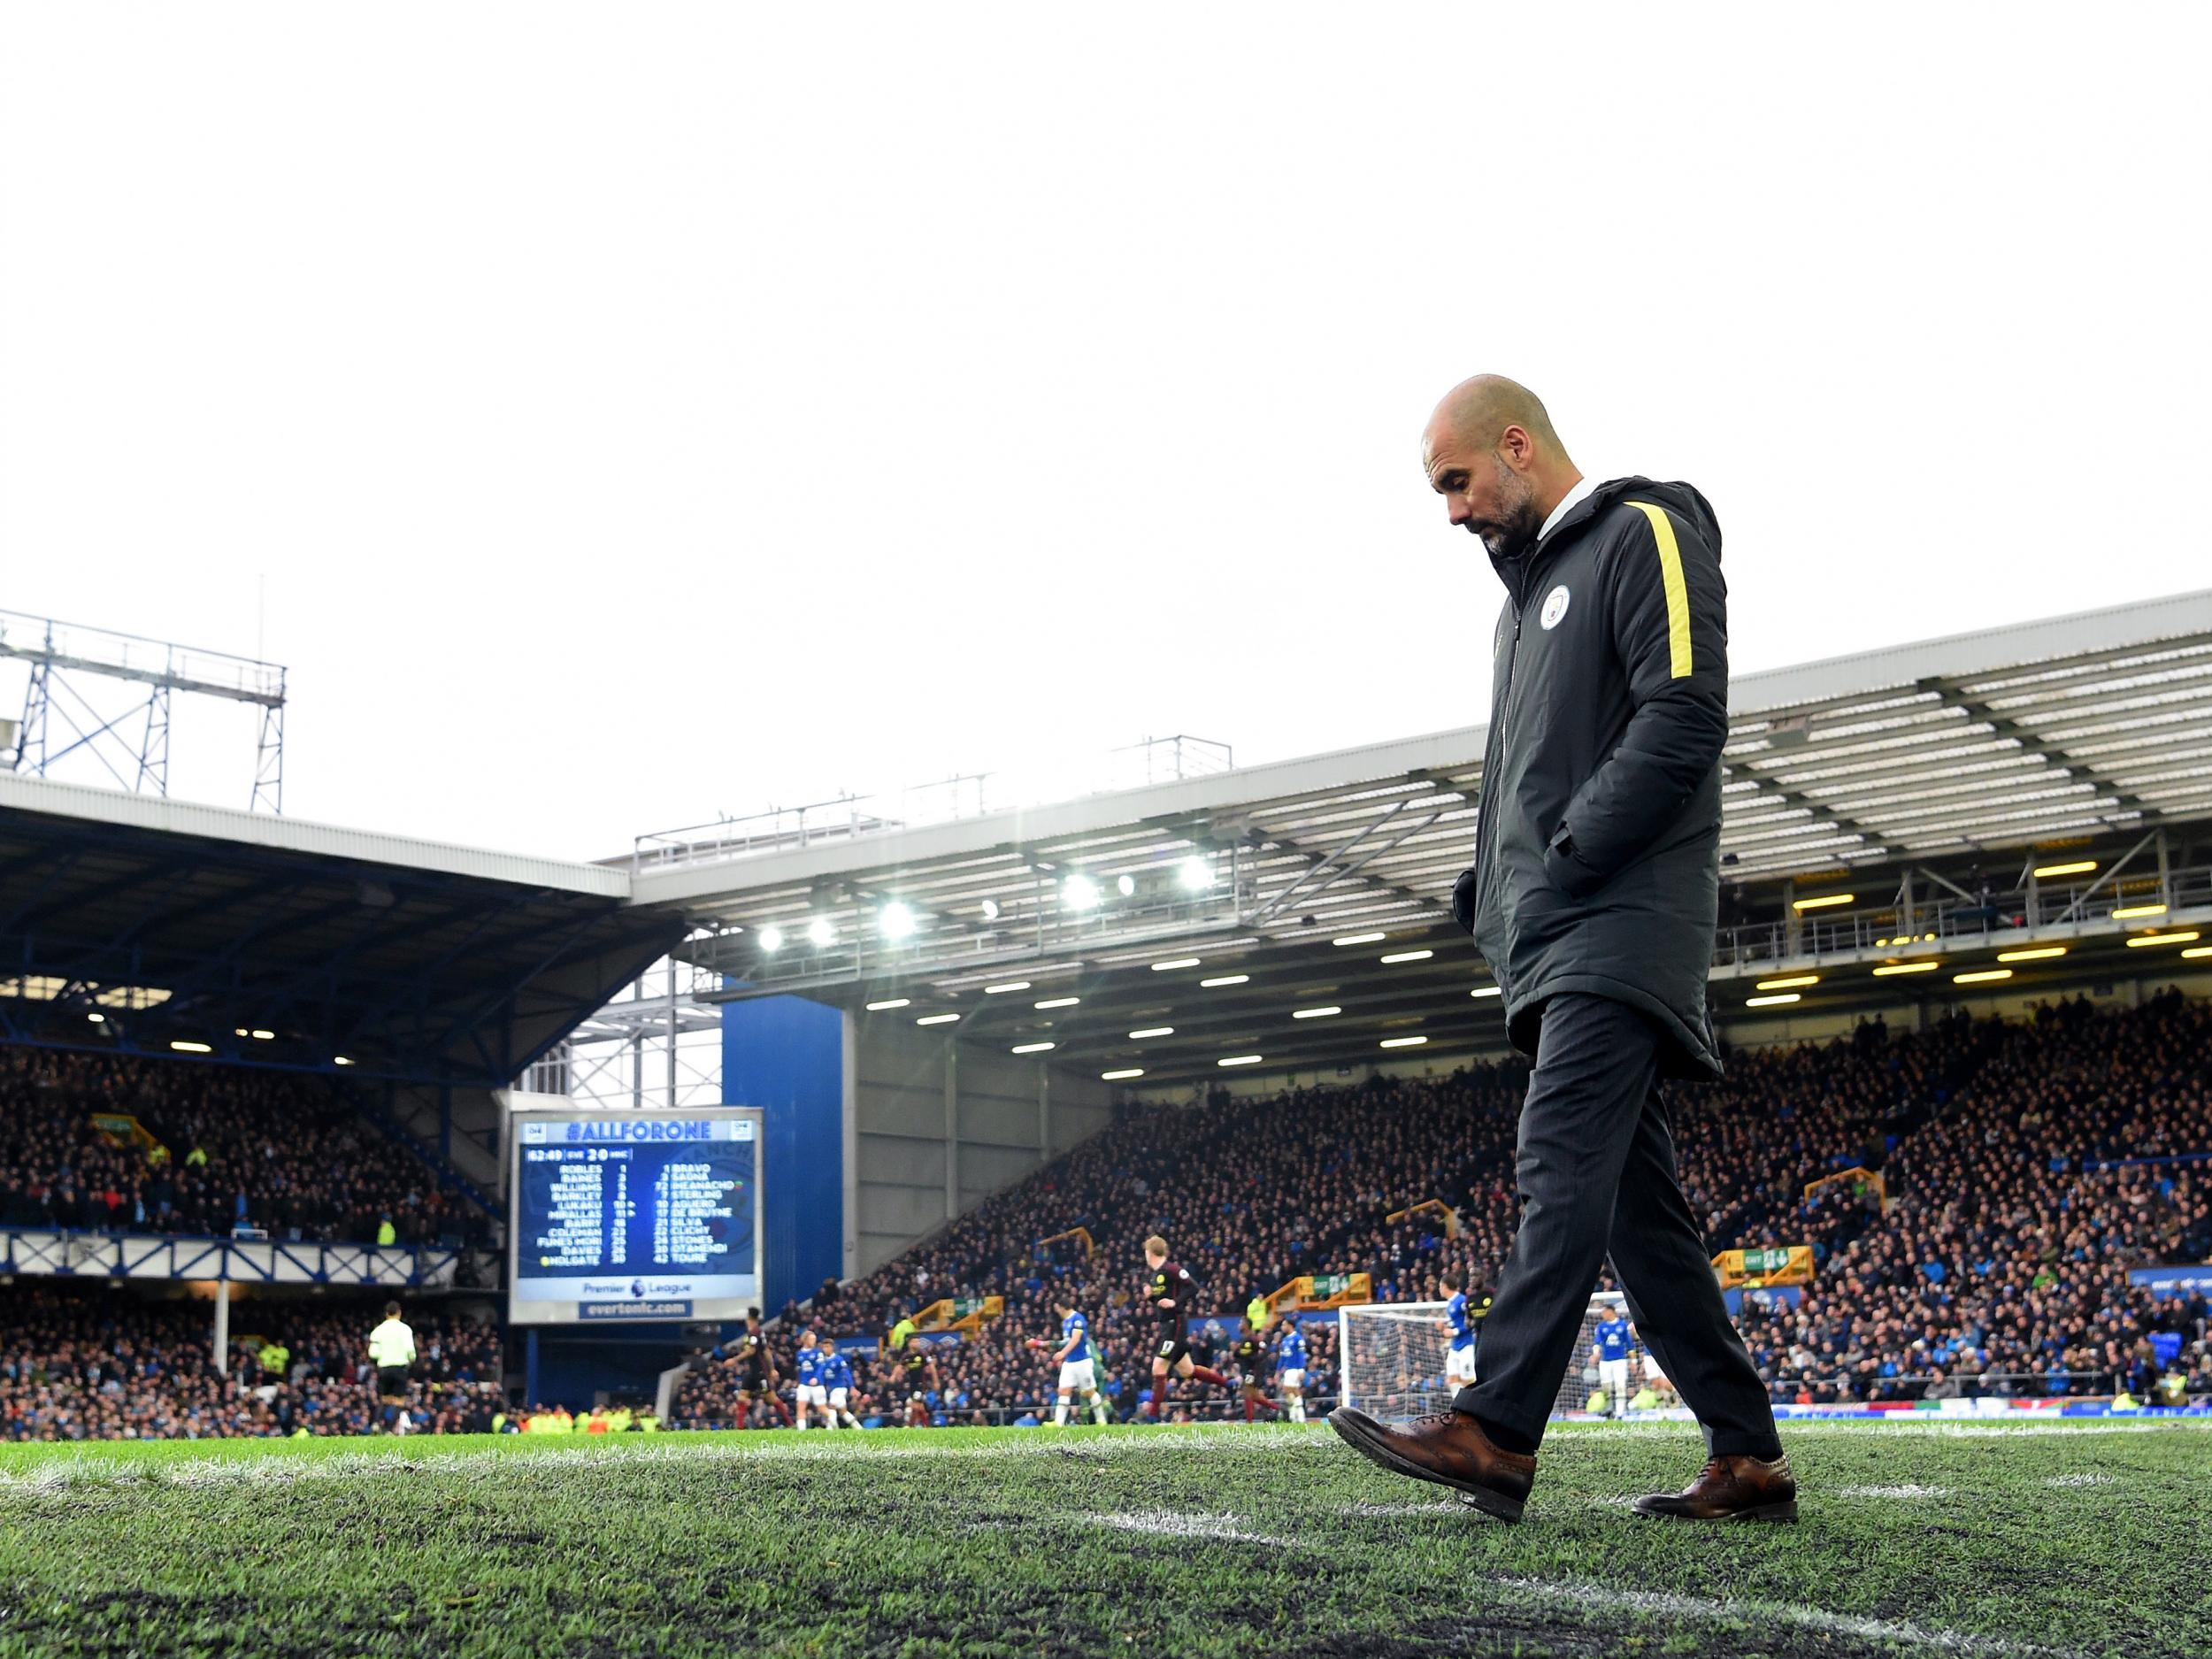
[0,1045,487,1247]
[674,993,2212,1425]
[672,1064,1542,1426]
[0,1285,503,1440]
[1733,989,2212,1404]
[8,997,2208,1435]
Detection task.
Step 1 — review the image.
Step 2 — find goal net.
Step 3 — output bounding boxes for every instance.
[1337,1292,1627,1424]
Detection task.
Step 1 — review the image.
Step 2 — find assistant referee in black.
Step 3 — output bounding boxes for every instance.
[1329,375,1793,1524]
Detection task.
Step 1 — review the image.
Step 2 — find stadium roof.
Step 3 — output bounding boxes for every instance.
[0,772,685,1087]
[637,589,2212,1086]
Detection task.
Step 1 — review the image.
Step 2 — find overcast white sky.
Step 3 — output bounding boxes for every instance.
[3,5,2207,863]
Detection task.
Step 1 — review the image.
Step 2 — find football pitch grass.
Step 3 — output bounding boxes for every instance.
[2,1419,2206,1658]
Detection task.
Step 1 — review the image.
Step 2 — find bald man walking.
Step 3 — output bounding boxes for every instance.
[1328,376,1793,1524]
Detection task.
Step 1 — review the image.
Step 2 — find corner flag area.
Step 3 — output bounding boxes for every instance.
[4,1420,2207,1658]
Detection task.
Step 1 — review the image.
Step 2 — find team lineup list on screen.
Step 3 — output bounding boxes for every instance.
[508,1109,763,1324]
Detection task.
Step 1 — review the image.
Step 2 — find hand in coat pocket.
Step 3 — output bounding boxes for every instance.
[1544,827,1608,899]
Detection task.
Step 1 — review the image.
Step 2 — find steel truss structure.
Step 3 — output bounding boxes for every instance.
[0,611,288,812]
[526,956,725,1112]
[1,1228,457,1290]
[631,589,2212,1087]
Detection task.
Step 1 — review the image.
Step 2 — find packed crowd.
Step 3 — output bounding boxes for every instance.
[0,1285,505,1440]
[10,990,2209,1435]
[1732,990,2212,1403]
[675,1063,1537,1426]
[0,1045,487,1247]
[678,991,2212,1424]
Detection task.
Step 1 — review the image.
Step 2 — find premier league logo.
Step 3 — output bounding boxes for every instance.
[630,1279,645,1298]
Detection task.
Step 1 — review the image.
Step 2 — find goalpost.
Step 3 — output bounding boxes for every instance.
[1337,1292,1628,1423]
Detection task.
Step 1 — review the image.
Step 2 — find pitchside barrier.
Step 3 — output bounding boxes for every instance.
[1340,1292,1630,1423]
[1774,1395,2210,1419]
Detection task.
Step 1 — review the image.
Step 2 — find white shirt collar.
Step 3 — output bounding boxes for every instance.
[1538,475,1598,543]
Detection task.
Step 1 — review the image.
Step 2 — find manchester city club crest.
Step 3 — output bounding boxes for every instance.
[1540,585,1571,630]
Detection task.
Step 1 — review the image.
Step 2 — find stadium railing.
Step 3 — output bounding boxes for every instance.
[1382,1199,1460,1239]
[910,1295,1005,1335]
[1033,1227,1097,1263]
[1801,1166,1889,1210]
[1708,856,2212,969]
[1713,1246,1816,1288]
[1259,1273,1372,1319]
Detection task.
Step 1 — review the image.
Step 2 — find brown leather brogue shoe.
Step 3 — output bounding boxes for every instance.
[1326,1406,1536,1522]
[1632,1454,1798,1522]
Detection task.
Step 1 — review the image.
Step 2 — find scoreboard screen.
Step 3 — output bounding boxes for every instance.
[506,1106,764,1325]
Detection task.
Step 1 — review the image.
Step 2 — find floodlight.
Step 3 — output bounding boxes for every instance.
[1792,893,1854,912]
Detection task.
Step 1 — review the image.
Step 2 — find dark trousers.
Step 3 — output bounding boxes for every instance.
[1455,992,1781,1459]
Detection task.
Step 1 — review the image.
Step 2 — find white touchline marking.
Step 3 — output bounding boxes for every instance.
[1078,1510,1303,1548]
[1489,1575,2078,1658]
[1552,1417,2209,1440]
[0,1424,1328,1496]
[1333,1499,1464,1517]
[1834,1484,1952,1499]
[0,1414,2202,1499]
[2044,1472,2115,1488]
[1882,1423,2194,1440]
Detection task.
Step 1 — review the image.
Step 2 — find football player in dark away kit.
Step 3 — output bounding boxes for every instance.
[1141,1234,1231,1420]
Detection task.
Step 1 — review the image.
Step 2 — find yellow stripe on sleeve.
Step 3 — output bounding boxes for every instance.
[1625,500,1693,679]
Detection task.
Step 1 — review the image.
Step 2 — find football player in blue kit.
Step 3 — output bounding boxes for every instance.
[1592,1309,1633,1416]
[821,1344,864,1429]
[1440,1271,1482,1394]
[1274,1314,1310,1423]
[793,1329,830,1430]
[1030,1298,1111,1426]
